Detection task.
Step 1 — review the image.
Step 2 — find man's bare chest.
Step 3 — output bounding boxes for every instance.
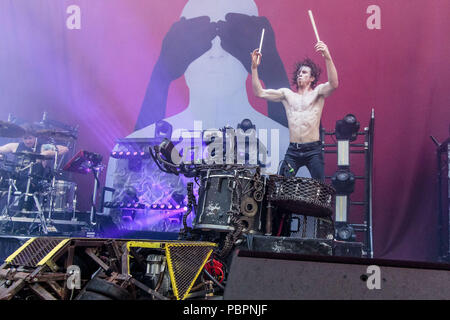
[285,91,322,114]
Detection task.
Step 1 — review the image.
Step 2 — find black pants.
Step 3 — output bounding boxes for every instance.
[278,141,324,181]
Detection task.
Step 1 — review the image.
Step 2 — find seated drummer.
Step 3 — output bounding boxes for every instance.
[0,124,69,191]
[250,41,338,180]
[0,123,69,161]
[0,124,70,211]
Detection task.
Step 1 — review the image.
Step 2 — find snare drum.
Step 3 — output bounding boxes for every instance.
[45,180,77,213]
[193,167,265,233]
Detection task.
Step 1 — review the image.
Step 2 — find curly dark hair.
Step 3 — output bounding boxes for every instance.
[292,58,321,89]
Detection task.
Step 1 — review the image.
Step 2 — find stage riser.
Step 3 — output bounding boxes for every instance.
[224,253,450,299]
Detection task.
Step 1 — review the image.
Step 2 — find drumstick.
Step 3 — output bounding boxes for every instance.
[308,10,320,42]
[257,28,265,64]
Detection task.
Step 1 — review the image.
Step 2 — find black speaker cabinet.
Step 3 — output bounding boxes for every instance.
[224,250,450,299]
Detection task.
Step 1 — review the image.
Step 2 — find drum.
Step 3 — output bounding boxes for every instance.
[45,180,77,213]
[193,166,265,233]
[266,175,335,217]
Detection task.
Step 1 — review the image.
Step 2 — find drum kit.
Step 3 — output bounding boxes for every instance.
[188,166,335,235]
[0,120,81,235]
[152,140,336,258]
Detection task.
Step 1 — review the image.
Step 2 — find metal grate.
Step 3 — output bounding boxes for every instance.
[267,175,335,217]
[165,242,216,300]
[8,238,64,267]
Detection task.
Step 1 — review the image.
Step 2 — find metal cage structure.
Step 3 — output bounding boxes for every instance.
[321,110,374,258]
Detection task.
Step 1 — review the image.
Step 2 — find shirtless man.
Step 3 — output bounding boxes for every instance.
[251,41,338,181]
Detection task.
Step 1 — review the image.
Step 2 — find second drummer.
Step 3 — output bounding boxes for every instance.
[250,41,338,181]
[0,124,69,190]
[0,124,69,160]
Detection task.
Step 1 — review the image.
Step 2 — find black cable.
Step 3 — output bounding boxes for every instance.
[149,147,176,174]
[203,269,225,290]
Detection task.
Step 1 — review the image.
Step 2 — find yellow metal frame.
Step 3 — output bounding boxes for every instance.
[5,237,217,300]
[126,240,217,300]
[4,237,37,264]
[165,242,216,300]
[5,237,71,268]
[37,239,71,267]
[126,241,165,274]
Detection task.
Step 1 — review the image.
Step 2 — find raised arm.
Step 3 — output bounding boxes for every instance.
[251,49,286,102]
[0,143,17,154]
[315,41,338,97]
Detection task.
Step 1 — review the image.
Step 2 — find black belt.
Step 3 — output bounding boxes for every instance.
[289,141,322,149]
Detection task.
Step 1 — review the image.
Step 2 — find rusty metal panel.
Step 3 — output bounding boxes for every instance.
[7,238,65,267]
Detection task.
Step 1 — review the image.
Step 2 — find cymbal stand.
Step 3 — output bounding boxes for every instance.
[0,179,48,235]
[1,177,18,217]
[26,193,48,235]
[46,138,59,225]
[23,138,38,205]
[19,138,49,234]
[71,186,78,221]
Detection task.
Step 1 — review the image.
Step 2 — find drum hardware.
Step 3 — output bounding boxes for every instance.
[1,177,18,218]
[39,135,77,225]
[63,150,104,226]
[43,180,77,214]
[71,188,78,221]
[12,151,53,161]
[0,188,48,235]
[0,139,50,235]
[44,136,61,225]
[151,140,267,257]
[187,166,266,259]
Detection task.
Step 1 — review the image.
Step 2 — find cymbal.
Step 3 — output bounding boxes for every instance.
[0,121,26,138]
[34,129,75,140]
[13,151,53,161]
